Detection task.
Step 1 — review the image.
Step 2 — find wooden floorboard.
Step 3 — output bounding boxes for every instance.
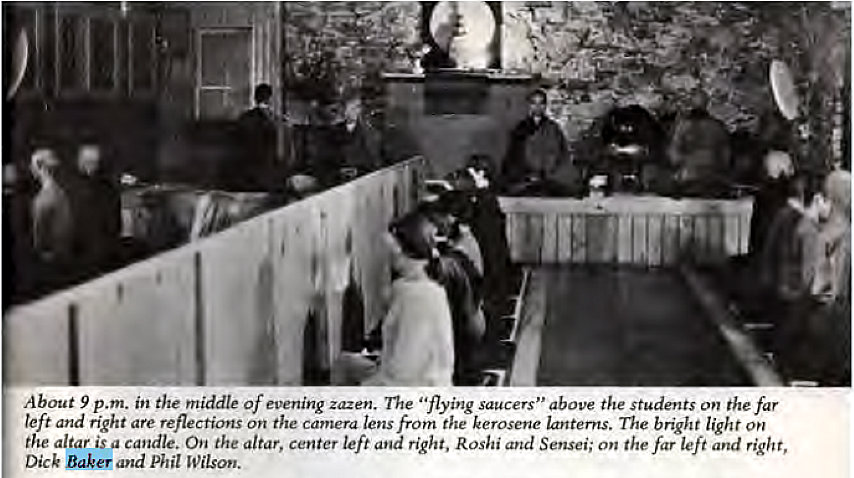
[517,266,749,386]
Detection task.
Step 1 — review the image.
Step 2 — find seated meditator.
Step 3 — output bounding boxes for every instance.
[667,91,732,196]
[338,211,454,386]
[501,89,576,196]
[326,96,382,183]
[421,197,486,385]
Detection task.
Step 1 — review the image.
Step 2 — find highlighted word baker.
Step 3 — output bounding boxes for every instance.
[65,448,113,470]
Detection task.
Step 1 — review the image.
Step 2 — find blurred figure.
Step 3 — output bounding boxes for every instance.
[422,198,486,385]
[327,96,382,183]
[69,143,122,278]
[4,161,37,306]
[501,89,575,196]
[233,83,279,191]
[758,174,821,379]
[749,150,795,256]
[668,90,732,196]
[29,148,75,290]
[344,212,454,386]
[421,22,456,70]
[447,156,512,307]
[796,168,851,385]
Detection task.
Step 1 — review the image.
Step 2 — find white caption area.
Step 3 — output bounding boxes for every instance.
[5,387,849,478]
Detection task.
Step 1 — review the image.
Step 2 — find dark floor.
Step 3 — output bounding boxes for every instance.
[536,266,749,386]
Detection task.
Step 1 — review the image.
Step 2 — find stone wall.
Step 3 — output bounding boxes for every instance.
[502,2,850,168]
[280,1,850,170]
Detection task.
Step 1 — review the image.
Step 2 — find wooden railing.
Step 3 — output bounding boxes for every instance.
[500,195,753,266]
[4,157,426,386]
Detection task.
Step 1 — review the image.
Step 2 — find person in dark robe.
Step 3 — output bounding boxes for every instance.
[326,97,382,183]
[758,174,823,379]
[232,83,279,191]
[67,143,122,280]
[3,160,38,306]
[501,89,575,196]
[421,199,486,385]
[667,91,732,196]
[749,150,795,256]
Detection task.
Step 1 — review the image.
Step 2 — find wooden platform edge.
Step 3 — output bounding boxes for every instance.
[679,265,784,387]
[507,268,546,387]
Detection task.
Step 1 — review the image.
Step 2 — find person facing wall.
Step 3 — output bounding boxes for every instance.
[421,197,486,385]
[349,211,455,386]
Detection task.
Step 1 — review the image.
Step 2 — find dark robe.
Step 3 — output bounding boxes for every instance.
[421,46,456,70]
[331,122,382,175]
[67,172,122,278]
[436,247,485,385]
[501,116,574,194]
[232,106,278,191]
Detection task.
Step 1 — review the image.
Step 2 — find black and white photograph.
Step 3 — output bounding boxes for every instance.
[2,1,851,389]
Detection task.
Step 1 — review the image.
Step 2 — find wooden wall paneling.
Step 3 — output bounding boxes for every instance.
[557,214,573,263]
[540,213,558,264]
[607,214,620,264]
[678,215,695,263]
[662,214,680,266]
[359,178,385,333]
[570,213,587,264]
[505,212,519,262]
[693,215,709,264]
[199,217,277,385]
[708,214,725,263]
[524,213,544,264]
[270,201,314,385]
[647,214,663,267]
[76,250,196,385]
[321,186,357,370]
[724,214,741,258]
[588,214,618,264]
[617,213,632,264]
[0,157,426,386]
[631,215,648,266]
[584,214,603,263]
[738,205,752,255]
[4,297,71,385]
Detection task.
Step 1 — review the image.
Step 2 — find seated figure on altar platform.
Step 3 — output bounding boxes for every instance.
[593,104,668,194]
[667,90,732,197]
[500,89,578,196]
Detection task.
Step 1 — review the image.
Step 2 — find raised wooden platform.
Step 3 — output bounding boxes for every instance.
[500,195,753,266]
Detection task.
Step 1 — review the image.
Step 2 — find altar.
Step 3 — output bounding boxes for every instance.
[499,195,753,266]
